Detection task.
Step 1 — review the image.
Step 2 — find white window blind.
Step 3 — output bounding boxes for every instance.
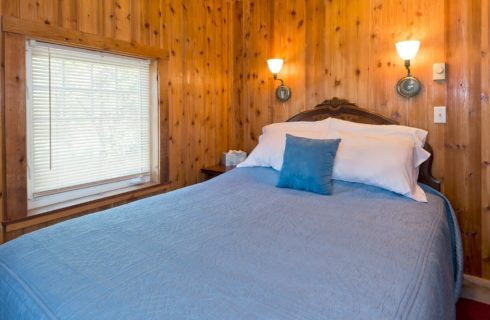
[26,41,154,201]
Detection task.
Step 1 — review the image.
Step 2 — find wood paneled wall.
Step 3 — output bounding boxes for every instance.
[0,1,233,189]
[230,0,489,278]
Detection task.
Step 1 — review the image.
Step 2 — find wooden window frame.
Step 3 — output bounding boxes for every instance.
[0,17,170,227]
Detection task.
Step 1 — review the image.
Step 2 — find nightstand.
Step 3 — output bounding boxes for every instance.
[201,164,236,180]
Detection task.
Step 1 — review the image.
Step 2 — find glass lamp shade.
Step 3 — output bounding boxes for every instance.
[267,59,284,74]
[395,41,420,60]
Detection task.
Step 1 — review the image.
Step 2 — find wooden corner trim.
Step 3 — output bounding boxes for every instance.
[1,16,169,60]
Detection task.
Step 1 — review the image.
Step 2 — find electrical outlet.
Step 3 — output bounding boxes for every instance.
[434,106,446,124]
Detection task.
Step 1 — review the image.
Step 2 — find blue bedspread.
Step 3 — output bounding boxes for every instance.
[0,167,462,319]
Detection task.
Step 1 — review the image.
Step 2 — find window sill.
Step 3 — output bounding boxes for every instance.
[4,182,169,232]
[28,182,165,216]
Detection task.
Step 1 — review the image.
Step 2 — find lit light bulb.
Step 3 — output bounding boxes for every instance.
[395,41,420,60]
[267,58,284,74]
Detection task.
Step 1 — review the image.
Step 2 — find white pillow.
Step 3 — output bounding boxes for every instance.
[239,118,429,202]
[238,130,330,171]
[327,118,430,166]
[331,131,427,202]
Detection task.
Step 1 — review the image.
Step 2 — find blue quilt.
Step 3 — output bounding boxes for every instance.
[0,167,462,319]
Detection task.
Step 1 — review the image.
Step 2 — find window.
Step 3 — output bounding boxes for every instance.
[26,41,159,210]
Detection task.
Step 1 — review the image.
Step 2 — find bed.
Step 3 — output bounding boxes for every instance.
[0,98,462,319]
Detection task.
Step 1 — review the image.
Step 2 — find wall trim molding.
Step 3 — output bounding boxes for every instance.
[1,16,169,60]
[461,274,490,304]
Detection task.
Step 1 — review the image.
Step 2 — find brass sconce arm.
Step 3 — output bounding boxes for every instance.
[404,60,411,76]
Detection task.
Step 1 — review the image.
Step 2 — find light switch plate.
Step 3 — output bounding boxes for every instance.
[433,63,446,80]
[434,106,446,123]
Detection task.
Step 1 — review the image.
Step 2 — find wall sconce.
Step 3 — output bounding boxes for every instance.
[395,40,421,98]
[267,58,291,102]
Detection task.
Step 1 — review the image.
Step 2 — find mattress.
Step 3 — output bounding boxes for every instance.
[0,167,462,319]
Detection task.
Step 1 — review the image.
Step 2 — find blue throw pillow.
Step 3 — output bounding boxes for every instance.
[277,134,341,195]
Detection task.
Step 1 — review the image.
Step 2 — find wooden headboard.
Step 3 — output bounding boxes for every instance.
[286,98,441,191]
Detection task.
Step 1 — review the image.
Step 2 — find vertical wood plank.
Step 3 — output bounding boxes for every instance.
[165,0,186,188]
[204,0,215,168]
[424,0,446,183]
[58,0,77,30]
[20,0,43,22]
[481,0,490,278]
[149,0,163,48]
[242,0,270,151]
[102,0,116,38]
[158,58,170,183]
[230,0,244,150]
[114,0,131,41]
[0,27,5,229]
[2,0,20,17]
[222,0,232,153]
[191,0,205,184]
[130,0,142,44]
[4,33,27,221]
[18,0,58,26]
[304,0,326,107]
[353,0,371,106]
[446,0,482,276]
[76,0,101,34]
[138,0,151,46]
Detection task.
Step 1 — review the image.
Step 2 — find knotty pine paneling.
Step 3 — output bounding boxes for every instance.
[0,0,233,191]
[231,0,489,278]
[231,0,273,152]
[446,0,483,276]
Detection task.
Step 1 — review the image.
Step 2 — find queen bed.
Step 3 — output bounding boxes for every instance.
[0,99,462,319]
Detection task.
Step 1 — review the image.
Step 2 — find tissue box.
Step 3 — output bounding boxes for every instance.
[221,150,247,166]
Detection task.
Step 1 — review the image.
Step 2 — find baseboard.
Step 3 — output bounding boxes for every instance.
[461,274,490,305]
